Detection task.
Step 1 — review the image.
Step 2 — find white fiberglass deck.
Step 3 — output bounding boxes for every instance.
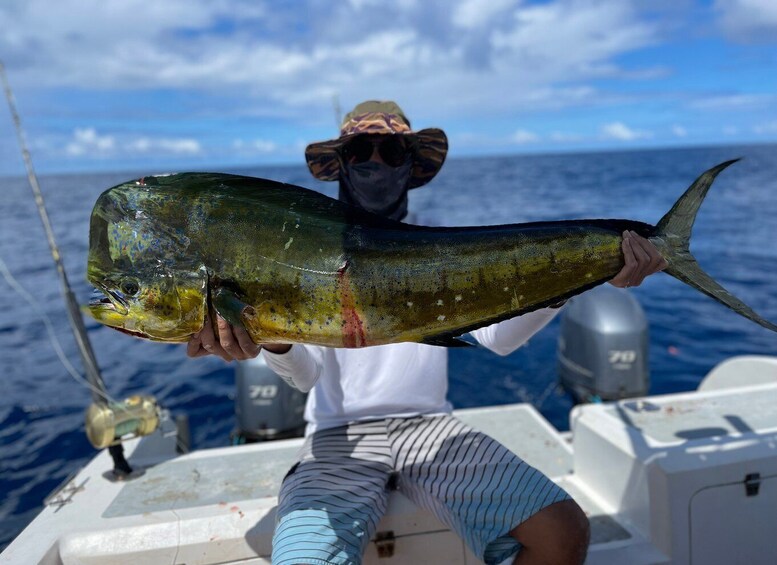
[1,403,647,565]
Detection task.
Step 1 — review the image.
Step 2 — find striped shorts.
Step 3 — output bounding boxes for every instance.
[271,414,570,565]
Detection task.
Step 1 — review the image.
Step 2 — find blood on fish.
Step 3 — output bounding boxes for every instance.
[337,260,366,347]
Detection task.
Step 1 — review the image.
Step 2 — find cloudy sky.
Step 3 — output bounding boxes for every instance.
[0,0,775,175]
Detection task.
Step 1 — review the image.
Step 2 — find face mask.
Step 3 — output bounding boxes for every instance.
[339,158,412,221]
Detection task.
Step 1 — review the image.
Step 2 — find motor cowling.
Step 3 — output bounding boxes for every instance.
[233,356,307,443]
[558,285,649,402]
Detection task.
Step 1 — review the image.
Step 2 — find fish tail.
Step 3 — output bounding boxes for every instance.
[651,159,777,332]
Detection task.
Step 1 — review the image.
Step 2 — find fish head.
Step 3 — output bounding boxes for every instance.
[84,181,208,342]
[86,263,207,342]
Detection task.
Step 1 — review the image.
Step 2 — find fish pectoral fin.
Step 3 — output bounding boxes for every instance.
[211,287,255,329]
[420,335,475,348]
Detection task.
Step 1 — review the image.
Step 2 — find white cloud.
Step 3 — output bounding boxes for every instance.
[601,122,652,141]
[65,128,200,157]
[550,131,583,143]
[715,0,777,41]
[234,139,278,153]
[0,0,663,120]
[251,140,277,153]
[2,0,770,171]
[452,0,516,29]
[512,129,539,144]
[348,0,387,10]
[66,128,115,156]
[753,121,777,134]
[672,125,688,137]
[690,94,775,110]
[521,86,602,109]
[491,1,656,82]
[125,136,200,155]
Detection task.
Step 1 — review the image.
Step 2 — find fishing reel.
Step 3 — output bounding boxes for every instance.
[85,395,160,449]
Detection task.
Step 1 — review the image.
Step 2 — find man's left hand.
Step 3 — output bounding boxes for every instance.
[609,230,668,288]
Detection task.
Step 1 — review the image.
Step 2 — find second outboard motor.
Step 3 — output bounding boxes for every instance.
[558,285,649,403]
[233,356,307,443]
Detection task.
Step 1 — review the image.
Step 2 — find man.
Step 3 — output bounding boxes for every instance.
[188,101,666,564]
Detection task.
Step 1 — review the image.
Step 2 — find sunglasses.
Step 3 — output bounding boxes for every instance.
[341,135,412,167]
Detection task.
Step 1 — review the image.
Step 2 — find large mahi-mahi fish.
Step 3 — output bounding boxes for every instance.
[85,160,777,346]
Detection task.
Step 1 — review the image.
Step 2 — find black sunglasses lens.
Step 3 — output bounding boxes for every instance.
[378,137,408,167]
[343,136,409,166]
[343,137,374,163]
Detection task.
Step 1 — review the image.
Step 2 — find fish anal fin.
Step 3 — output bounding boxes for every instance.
[420,335,475,348]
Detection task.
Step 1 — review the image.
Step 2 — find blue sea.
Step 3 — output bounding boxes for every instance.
[1,145,776,549]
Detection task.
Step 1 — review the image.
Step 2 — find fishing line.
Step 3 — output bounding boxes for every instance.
[534,379,560,410]
[0,255,119,405]
[1,60,109,406]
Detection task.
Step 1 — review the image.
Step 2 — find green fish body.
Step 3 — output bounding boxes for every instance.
[85,161,777,346]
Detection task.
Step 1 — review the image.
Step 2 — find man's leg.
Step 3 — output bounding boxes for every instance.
[388,415,584,565]
[510,499,590,565]
[272,421,394,565]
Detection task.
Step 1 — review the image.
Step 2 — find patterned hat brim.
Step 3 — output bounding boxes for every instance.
[305,128,448,189]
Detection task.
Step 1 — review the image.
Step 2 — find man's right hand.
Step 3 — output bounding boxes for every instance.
[186,314,292,362]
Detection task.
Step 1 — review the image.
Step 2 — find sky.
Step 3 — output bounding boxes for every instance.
[0,0,776,175]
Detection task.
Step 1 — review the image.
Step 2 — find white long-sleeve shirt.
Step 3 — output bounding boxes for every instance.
[262,308,560,435]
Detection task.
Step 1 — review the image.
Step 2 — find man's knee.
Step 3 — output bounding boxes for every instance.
[273,509,370,564]
[511,499,590,564]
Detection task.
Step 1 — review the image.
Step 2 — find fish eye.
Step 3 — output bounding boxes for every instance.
[120,280,140,296]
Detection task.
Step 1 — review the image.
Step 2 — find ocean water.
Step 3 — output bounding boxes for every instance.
[1,145,776,549]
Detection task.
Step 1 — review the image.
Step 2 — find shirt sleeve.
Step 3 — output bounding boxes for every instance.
[470,307,562,356]
[261,345,323,392]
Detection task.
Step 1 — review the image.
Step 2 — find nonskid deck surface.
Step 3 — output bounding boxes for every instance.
[600,383,777,445]
[104,444,299,518]
[106,404,575,517]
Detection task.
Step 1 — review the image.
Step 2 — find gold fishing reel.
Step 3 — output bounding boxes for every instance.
[85,395,160,449]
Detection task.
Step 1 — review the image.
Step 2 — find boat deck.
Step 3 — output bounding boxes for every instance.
[9,371,777,564]
[107,404,573,518]
[2,402,667,564]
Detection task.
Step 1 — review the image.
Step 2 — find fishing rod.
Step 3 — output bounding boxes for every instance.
[332,93,342,129]
[0,60,160,472]
[0,61,107,406]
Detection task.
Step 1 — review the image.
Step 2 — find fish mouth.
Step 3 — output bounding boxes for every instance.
[85,288,150,338]
[89,286,130,315]
[111,326,148,339]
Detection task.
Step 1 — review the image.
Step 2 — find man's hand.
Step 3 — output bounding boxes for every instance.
[186,313,261,362]
[609,230,668,288]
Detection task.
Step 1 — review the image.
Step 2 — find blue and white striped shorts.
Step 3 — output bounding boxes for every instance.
[271,414,570,564]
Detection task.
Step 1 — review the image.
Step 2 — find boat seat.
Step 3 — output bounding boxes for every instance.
[698,355,777,391]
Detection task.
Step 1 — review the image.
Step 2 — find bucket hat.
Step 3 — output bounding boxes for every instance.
[304,100,448,189]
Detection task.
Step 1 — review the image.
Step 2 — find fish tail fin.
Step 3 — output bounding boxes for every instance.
[651,159,777,332]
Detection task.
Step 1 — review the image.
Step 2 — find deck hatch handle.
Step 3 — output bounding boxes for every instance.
[744,472,761,497]
[374,530,396,558]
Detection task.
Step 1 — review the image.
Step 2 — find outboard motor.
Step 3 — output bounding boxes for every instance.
[232,356,307,443]
[558,285,649,403]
